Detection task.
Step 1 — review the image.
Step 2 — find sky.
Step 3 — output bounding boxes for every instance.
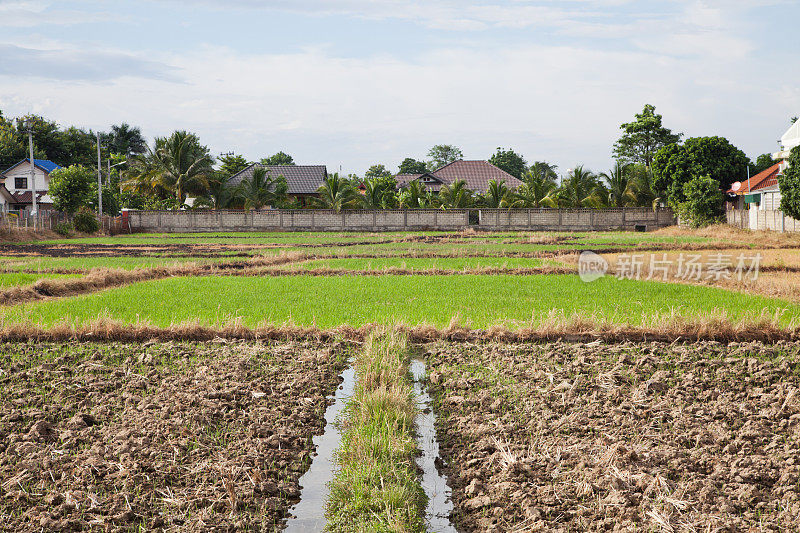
[0,0,798,178]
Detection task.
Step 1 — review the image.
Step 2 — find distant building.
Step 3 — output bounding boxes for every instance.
[229,164,328,206]
[0,158,62,213]
[396,160,523,194]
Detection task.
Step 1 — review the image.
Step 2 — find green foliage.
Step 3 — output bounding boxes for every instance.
[48,165,95,214]
[426,144,462,170]
[397,158,427,175]
[482,179,514,208]
[313,173,359,211]
[260,151,294,166]
[613,104,682,166]
[779,147,800,220]
[488,147,527,179]
[88,181,121,216]
[514,168,557,207]
[752,153,775,175]
[438,179,474,208]
[557,166,605,208]
[678,174,723,228]
[364,164,392,179]
[360,176,398,208]
[652,136,749,209]
[106,123,147,156]
[237,167,288,210]
[529,161,558,182]
[54,222,73,237]
[73,208,100,234]
[398,180,438,208]
[217,154,249,177]
[600,162,636,207]
[192,172,240,209]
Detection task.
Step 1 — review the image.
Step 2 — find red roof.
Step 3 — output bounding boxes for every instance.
[11,190,49,204]
[728,163,781,194]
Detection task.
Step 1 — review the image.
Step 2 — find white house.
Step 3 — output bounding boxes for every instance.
[0,158,61,213]
[0,184,12,213]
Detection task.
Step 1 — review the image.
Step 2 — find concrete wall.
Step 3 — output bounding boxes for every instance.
[726,208,800,232]
[124,207,675,233]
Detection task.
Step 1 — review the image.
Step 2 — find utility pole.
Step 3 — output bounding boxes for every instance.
[26,120,37,230]
[96,132,103,221]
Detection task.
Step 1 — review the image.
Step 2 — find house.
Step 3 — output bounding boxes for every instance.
[396,160,524,194]
[727,120,798,212]
[0,158,62,213]
[228,164,328,206]
[0,184,13,214]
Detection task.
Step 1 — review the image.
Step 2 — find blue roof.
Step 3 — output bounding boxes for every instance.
[1,158,62,176]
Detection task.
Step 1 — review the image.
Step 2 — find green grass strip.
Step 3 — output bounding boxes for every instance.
[326,332,426,532]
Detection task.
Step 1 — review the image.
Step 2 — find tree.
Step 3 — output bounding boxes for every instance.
[513,168,557,207]
[398,158,427,175]
[652,136,749,208]
[488,147,527,179]
[628,164,658,208]
[482,179,513,208]
[600,162,636,207]
[779,146,800,220]
[107,123,147,156]
[427,145,463,170]
[364,164,392,179]
[792,117,798,125]
[260,151,294,166]
[557,166,605,208]
[218,154,250,177]
[57,126,97,167]
[193,172,239,209]
[613,104,682,167]
[751,153,775,175]
[48,165,95,214]
[362,174,398,207]
[439,179,474,208]
[529,161,558,182]
[313,173,359,211]
[151,131,215,204]
[398,179,437,208]
[237,167,288,210]
[0,112,25,168]
[679,175,724,228]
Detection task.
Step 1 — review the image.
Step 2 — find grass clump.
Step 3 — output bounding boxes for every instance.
[326,332,426,532]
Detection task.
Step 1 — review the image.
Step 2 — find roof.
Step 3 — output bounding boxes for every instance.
[395,173,446,192]
[781,121,800,151]
[727,163,781,194]
[0,184,12,203]
[229,164,327,195]
[10,190,50,204]
[430,160,524,192]
[0,158,61,176]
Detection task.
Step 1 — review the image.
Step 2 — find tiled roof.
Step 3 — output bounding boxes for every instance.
[1,158,61,176]
[727,163,781,194]
[430,160,524,192]
[229,164,327,195]
[395,173,445,192]
[11,190,49,203]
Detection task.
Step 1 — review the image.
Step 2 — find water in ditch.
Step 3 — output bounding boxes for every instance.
[284,362,355,532]
[411,359,458,533]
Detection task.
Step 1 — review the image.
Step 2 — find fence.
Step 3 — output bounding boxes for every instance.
[123,207,675,233]
[726,208,800,232]
[0,210,71,232]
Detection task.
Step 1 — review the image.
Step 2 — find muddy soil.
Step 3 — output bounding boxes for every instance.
[426,340,800,532]
[0,339,350,531]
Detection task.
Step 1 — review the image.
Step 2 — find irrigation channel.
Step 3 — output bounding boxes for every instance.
[284,359,457,532]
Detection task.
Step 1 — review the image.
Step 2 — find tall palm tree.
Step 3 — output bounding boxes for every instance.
[628,164,657,207]
[398,179,430,208]
[237,167,287,210]
[108,123,147,156]
[513,169,557,207]
[601,162,636,207]
[313,173,359,211]
[193,172,239,209]
[151,131,214,204]
[359,178,384,208]
[439,179,474,208]
[557,165,605,208]
[529,161,559,182]
[482,179,513,208]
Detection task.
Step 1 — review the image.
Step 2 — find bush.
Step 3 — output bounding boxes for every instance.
[49,165,94,214]
[73,209,100,234]
[677,174,724,228]
[779,146,800,220]
[54,222,73,237]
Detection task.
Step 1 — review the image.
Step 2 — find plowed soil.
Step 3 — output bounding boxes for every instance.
[0,340,350,531]
[426,340,800,532]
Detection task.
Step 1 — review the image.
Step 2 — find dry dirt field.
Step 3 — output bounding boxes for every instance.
[0,339,350,532]
[426,340,800,532]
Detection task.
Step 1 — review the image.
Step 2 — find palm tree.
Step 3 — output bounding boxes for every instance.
[149,131,214,205]
[398,179,429,208]
[628,164,657,207]
[439,179,474,208]
[359,178,384,208]
[192,172,239,209]
[237,167,287,210]
[513,169,557,207]
[108,123,147,156]
[557,165,605,208]
[482,179,513,208]
[601,162,636,207]
[529,161,559,182]
[312,173,359,211]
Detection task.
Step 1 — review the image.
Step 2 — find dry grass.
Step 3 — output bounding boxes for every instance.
[0,309,796,344]
[654,223,800,247]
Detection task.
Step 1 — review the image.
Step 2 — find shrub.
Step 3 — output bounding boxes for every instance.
[779,146,800,220]
[73,209,100,234]
[54,222,73,237]
[49,165,94,214]
[677,174,724,228]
